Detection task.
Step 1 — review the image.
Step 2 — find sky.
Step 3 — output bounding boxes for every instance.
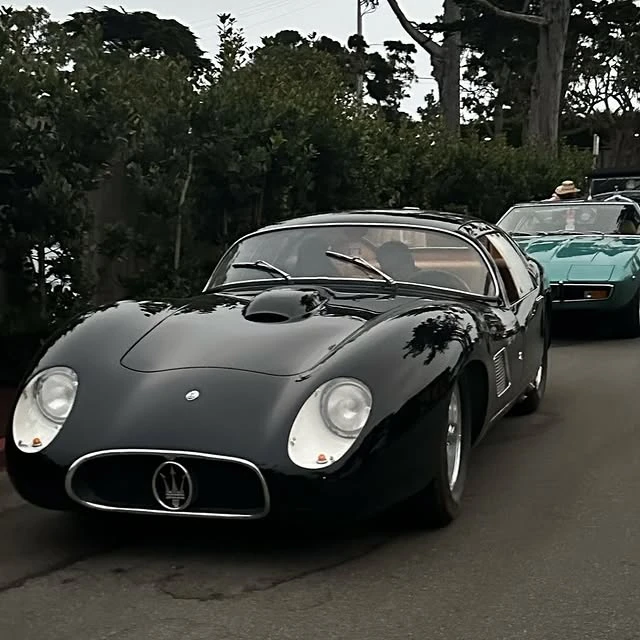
[15,0,443,114]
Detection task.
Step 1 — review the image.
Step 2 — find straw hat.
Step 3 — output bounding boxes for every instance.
[554,180,581,197]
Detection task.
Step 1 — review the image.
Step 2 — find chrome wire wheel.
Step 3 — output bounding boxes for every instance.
[446,384,462,491]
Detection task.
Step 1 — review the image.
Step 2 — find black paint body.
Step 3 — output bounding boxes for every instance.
[5,210,551,522]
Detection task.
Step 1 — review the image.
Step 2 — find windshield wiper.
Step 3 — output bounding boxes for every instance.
[231,260,291,280]
[509,232,532,236]
[538,230,606,238]
[325,250,396,285]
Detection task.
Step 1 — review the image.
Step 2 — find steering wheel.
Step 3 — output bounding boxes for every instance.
[413,269,472,292]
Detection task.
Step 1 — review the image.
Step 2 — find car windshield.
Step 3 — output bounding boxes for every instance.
[499,203,640,235]
[206,224,497,296]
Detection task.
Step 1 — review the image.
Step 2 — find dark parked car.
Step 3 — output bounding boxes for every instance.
[6,209,552,528]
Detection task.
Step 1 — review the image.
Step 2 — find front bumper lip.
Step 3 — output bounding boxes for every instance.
[8,441,403,522]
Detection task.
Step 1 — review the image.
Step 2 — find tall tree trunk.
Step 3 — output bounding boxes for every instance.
[385,0,461,135]
[36,243,47,321]
[0,248,7,312]
[526,0,571,147]
[440,0,461,135]
[471,0,571,148]
[173,149,194,273]
[493,64,510,136]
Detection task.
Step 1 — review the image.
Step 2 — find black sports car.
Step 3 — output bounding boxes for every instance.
[6,209,552,528]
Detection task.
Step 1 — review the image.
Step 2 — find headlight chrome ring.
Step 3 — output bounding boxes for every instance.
[34,367,79,424]
[320,378,372,439]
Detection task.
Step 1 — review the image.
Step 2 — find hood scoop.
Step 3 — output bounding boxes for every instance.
[243,287,328,323]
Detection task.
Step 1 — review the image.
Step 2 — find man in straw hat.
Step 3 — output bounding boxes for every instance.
[544,180,582,201]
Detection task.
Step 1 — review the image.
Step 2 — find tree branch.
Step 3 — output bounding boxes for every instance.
[385,0,443,59]
[469,0,548,26]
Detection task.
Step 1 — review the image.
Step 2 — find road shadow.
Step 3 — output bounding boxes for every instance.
[550,312,637,345]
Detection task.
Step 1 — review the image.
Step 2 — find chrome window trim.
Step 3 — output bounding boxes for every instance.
[65,448,271,520]
[475,230,538,306]
[207,276,500,303]
[203,221,504,304]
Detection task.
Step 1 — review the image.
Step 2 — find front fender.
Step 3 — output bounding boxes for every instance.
[25,299,181,384]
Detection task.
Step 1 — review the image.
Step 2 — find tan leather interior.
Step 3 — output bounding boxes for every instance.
[410,247,491,294]
[491,258,518,301]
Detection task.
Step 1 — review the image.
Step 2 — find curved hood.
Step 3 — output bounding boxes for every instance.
[514,235,640,281]
[119,287,420,377]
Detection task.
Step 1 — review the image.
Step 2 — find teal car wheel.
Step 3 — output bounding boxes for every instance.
[614,288,640,338]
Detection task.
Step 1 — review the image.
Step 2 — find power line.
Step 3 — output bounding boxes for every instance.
[244,0,325,31]
[193,0,300,35]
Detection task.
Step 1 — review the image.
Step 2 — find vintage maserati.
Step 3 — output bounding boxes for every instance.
[6,209,552,528]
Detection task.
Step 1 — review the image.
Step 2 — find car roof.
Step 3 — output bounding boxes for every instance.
[273,208,489,233]
[589,168,640,178]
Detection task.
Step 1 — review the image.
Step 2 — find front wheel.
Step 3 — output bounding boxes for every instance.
[404,379,472,529]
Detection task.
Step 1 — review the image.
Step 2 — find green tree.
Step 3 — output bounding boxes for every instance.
[258,29,416,118]
[0,7,129,332]
[63,6,210,71]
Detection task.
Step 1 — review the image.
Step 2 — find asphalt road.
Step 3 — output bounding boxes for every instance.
[1,329,639,640]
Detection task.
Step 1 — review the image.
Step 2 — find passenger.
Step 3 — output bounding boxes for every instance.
[376,241,418,280]
[544,180,582,201]
[616,205,640,235]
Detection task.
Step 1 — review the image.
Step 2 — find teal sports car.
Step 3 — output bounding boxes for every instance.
[497,199,640,337]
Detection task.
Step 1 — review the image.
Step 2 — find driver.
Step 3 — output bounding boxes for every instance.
[295,236,340,276]
[616,205,640,234]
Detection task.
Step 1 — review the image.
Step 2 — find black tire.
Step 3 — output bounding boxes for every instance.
[510,346,548,416]
[403,378,473,529]
[614,288,640,338]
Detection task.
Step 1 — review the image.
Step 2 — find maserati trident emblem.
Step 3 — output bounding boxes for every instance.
[185,389,200,401]
[152,461,194,511]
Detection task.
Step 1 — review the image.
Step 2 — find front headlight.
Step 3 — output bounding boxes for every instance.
[12,366,78,453]
[287,377,373,470]
[320,379,372,438]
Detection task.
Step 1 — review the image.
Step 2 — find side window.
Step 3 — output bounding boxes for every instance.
[482,233,535,303]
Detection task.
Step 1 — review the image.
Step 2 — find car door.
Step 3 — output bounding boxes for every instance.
[482,232,543,393]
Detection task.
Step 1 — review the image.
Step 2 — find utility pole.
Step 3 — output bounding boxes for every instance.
[356,0,363,101]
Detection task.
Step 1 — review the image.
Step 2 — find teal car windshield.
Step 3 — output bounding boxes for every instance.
[500,203,639,236]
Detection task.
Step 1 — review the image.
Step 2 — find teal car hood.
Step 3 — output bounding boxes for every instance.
[514,235,640,282]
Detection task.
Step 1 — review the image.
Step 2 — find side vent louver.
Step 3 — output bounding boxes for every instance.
[493,348,510,397]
